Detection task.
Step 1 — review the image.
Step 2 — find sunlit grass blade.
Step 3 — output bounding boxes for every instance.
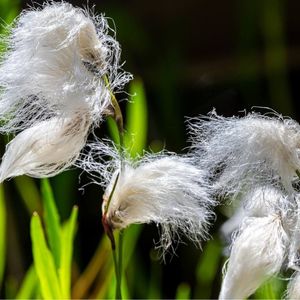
[124,78,148,157]
[41,178,61,269]
[175,282,191,299]
[0,184,5,289]
[59,206,78,299]
[14,176,42,214]
[16,265,38,299]
[30,213,61,299]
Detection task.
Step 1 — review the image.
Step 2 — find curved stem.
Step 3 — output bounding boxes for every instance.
[112,246,122,299]
[118,230,124,296]
[102,75,125,299]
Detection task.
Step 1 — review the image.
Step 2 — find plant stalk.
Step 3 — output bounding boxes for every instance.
[112,246,122,299]
[102,75,125,299]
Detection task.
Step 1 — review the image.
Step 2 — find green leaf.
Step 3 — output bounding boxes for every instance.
[254,277,284,299]
[16,265,38,299]
[41,178,61,269]
[0,184,5,288]
[14,176,42,214]
[175,282,191,300]
[107,116,120,144]
[30,213,61,299]
[195,237,222,298]
[59,206,78,299]
[124,78,148,157]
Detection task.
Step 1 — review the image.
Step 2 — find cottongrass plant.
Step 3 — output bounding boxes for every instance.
[189,110,300,299]
[4,1,300,299]
[79,141,216,253]
[0,2,131,181]
[0,2,218,298]
[189,110,300,195]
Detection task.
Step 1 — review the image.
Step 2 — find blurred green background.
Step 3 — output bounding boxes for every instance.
[0,0,299,298]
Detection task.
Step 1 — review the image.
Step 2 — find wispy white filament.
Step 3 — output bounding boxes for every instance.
[0,2,132,179]
[288,198,300,271]
[221,186,294,241]
[189,111,300,195]
[0,2,132,132]
[79,143,215,252]
[287,272,300,299]
[219,215,288,299]
[0,112,91,181]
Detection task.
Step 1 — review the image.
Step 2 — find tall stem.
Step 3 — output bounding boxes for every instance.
[118,230,124,295]
[112,246,122,299]
[102,75,125,300]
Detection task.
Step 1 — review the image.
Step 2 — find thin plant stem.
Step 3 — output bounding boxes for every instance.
[112,246,122,299]
[102,75,125,300]
[118,230,124,295]
[103,75,124,146]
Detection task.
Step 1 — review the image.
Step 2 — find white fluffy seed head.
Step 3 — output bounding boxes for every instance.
[287,272,300,299]
[0,112,91,181]
[0,2,132,132]
[189,111,300,196]
[219,215,288,300]
[287,194,300,271]
[106,155,215,252]
[79,143,216,253]
[221,186,293,257]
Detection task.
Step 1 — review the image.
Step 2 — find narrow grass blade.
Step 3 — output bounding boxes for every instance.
[0,0,19,25]
[195,237,222,299]
[124,79,148,157]
[16,265,38,299]
[121,225,143,298]
[0,184,5,289]
[14,176,42,214]
[59,206,78,299]
[107,117,120,144]
[30,213,61,299]
[41,178,61,269]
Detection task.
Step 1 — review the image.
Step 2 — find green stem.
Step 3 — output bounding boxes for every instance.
[102,75,125,300]
[103,75,124,148]
[112,247,121,299]
[118,230,124,296]
[104,173,119,216]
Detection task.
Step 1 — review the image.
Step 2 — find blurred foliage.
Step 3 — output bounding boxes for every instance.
[0,0,298,299]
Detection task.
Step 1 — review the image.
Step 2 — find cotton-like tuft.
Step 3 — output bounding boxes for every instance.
[219,215,288,299]
[189,111,300,195]
[79,143,215,252]
[287,272,300,299]
[221,186,294,241]
[0,2,132,132]
[287,196,300,271]
[0,112,91,181]
[0,2,132,179]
